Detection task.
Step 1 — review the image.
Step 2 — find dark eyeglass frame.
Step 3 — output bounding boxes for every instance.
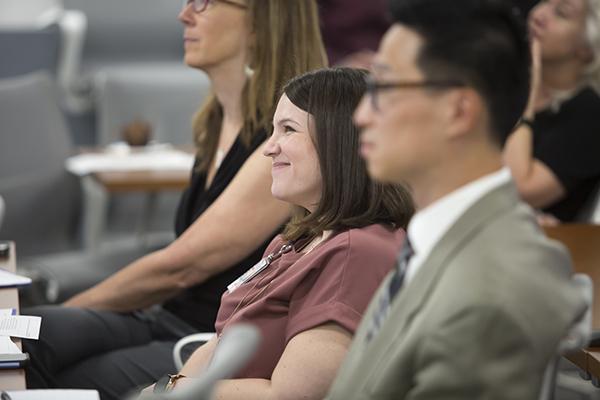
[183,0,247,13]
[365,76,465,111]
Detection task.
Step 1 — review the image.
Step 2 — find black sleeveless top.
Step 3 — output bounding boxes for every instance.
[164,130,278,331]
[532,87,600,221]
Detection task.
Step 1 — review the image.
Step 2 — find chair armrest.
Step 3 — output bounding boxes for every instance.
[559,273,593,353]
[0,195,4,229]
[57,9,89,112]
[173,332,216,371]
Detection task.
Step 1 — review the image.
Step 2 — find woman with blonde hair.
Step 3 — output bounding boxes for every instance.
[504,0,600,222]
[24,1,327,399]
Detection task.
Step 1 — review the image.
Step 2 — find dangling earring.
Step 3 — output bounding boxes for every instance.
[245,64,255,77]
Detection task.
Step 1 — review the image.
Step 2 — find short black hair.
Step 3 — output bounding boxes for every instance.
[389,0,530,145]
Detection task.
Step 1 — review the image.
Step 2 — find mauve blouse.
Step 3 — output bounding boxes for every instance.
[215,223,405,379]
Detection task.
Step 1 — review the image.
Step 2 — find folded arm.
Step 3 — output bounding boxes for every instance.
[178,323,352,400]
[503,124,566,209]
[503,40,565,210]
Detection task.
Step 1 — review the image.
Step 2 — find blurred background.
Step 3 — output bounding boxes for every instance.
[0,0,211,261]
[0,0,560,303]
[0,0,541,260]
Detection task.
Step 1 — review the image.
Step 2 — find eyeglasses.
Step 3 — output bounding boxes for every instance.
[365,76,465,111]
[182,0,247,13]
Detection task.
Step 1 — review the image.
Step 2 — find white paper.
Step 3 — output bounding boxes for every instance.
[0,336,21,354]
[5,390,100,400]
[0,269,31,288]
[65,148,194,175]
[0,308,16,317]
[0,315,41,339]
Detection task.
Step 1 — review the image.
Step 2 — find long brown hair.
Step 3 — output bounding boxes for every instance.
[193,0,327,172]
[281,68,414,242]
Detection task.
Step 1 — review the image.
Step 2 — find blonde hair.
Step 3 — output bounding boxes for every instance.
[192,0,328,172]
[584,0,600,90]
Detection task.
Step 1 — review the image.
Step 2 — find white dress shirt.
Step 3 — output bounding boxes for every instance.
[404,168,512,285]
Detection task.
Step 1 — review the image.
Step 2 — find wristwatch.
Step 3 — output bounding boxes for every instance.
[154,373,186,393]
[519,117,534,129]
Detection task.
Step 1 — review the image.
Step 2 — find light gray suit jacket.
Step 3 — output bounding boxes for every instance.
[326,183,585,400]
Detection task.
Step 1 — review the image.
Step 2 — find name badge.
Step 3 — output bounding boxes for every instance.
[227,257,270,293]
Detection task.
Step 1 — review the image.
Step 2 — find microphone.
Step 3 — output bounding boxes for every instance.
[138,324,261,400]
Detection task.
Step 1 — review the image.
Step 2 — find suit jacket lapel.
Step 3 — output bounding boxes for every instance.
[384,182,521,335]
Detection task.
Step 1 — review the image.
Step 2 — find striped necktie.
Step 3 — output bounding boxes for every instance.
[366,238,414,342]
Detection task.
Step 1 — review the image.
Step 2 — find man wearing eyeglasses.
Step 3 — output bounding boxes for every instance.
[326,0,585,398]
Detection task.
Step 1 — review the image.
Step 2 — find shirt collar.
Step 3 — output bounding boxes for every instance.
[407,168,512,259]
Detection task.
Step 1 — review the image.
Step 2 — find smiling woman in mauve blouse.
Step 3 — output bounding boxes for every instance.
[161,68,414,400]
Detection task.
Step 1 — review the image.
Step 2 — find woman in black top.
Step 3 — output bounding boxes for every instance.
[63,0,326,329]
[23,1,327,399]
[504,0,600,222]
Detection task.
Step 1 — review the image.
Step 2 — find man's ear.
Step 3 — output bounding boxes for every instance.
[444,88,483,139]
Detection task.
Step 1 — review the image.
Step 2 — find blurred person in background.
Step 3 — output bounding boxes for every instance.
[319,0,390,68]
[317,0,539,69]
[504,0,600,222]
[23,1,327,399]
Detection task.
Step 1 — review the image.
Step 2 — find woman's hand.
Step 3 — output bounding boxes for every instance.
[503,38,566,209]
[536,211,561,227]
[524,39,542,120]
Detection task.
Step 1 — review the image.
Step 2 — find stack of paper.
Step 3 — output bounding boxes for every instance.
[0,312,41,340]
[0,269,31,288]
[5,390,100,399]
[0,308,19,355]
[0,308,41,368]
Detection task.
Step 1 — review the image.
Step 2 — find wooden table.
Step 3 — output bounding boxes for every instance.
[77,145,194,193]
[544,224,600,385]
[93,170,190,193]
[77,147,193,250]
[0,242,26,390]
